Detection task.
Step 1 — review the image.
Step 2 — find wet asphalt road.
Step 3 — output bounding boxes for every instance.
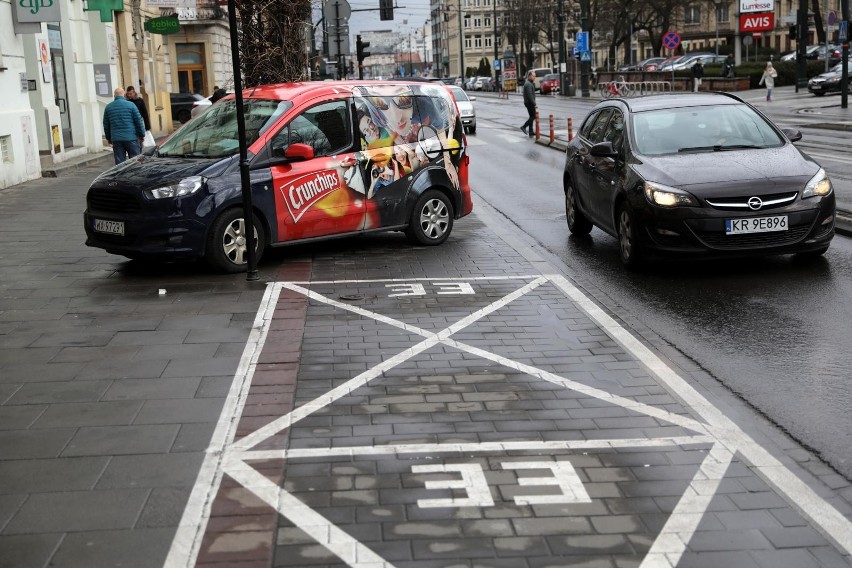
[466,97,852,481]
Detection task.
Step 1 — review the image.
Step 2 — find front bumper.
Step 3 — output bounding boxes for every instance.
[636,193,836,259]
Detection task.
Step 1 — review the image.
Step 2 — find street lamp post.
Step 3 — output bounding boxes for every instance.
[580,0,590,97]
[493,0,499,88]
[557,0,566,95]
[458,0,465,79]
[713,0,721,56]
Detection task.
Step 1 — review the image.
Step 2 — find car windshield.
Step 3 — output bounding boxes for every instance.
[544,74,559,81]
[631,104,785,156]
[449,86,470,101]
[158,98,293,159]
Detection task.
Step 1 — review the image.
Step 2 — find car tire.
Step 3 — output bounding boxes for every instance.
[405,189,454,246]
[177,109,191,123]
[565,176,592,235]
[617,202,643,268]
[813,92,825,97]
[205,208,265,273]
[469,124,476,134]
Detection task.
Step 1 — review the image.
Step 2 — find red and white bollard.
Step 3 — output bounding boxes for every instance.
[549,114,555,143]
[567,117,574,141]
[534,111,540,140]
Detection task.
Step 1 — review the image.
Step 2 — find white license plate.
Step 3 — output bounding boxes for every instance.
[725,215,788,235]
[94,219,125,236]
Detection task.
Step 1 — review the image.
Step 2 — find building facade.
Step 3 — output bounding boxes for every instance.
[0,0,234,189]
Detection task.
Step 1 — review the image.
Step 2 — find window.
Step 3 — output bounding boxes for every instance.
[485,36,492,48]
[685,5,701,24]
[484,16,491,27]
[464,17,471,28]
[474,36,482,48]
[473,17,481,27]
[586,109,614,143]
[600,111,625,153]
[0,136,11,163]
[272,101,352,158]
[465,37,472,48]
[716,4,728,23]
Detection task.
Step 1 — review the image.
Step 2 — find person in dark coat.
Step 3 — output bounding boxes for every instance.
[210,86,227,103]
[722,53,735,78]
[691,60,704,92]
[520,70,537,138]
[125,86,150,131]
[103,87,145,164]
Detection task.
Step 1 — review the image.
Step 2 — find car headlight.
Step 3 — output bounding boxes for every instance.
[827,77,841,84]
[643,181,699,207]
[802,168,832,198]
[145,176,204,199]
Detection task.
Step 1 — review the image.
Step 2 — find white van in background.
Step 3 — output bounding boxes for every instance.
[529,68,554,91]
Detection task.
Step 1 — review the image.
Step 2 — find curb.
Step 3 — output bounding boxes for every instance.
[531,136,852,238]
[42,152,114,178]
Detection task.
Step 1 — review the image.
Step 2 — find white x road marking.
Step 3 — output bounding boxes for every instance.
[166,275,852,568]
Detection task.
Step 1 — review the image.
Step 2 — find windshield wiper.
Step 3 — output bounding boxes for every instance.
[678,144,762,153]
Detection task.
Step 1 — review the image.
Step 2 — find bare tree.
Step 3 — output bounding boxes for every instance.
[236,0,312,85]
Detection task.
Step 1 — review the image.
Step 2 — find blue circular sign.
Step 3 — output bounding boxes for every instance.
[663,31,681,50]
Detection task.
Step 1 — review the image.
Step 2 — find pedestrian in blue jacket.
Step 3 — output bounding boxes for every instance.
[103,87,145,164]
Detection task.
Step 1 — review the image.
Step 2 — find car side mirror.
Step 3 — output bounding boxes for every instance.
[782,128,802,142]
[469,95,477,101]
[284,143,315,161]
[590,141,619,158]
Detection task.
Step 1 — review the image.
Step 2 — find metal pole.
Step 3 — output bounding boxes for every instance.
[842,0,849,108]
[494,0,500,88]
[458,0,465,78]
[580,0,590,97]
[558,0,566,95]
[226,0,258,280]
[714,0,720,56]
[335,1,343,79]
[796,0,808,90]
[826,3,830,73]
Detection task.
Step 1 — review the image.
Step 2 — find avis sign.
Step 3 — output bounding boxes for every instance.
[740,12,775,32]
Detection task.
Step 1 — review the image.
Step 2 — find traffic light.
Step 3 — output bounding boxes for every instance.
[789,24,797,37]
[356,35,371,79]
[379,0,393,21]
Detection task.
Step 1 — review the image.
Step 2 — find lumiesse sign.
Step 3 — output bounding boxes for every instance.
[144,15,182,35]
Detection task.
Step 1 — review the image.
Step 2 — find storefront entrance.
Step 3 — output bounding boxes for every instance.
[48,24,73,149]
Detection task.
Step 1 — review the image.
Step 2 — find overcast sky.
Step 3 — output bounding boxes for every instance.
[317,0,432,43]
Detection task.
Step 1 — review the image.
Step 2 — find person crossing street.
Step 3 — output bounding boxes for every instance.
[520,70,537,138]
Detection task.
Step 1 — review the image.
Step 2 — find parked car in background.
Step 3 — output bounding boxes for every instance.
[170,92,204,123]
[659,52,714,72]
[529,68,554,90]
[670,54,727,71]
[562,92,834,268]
[449,85,476,134]
[472,76,493,91]
[464,76,477,90]
[540,74,561,94]
[782,44,842,65]
[635,57,667,71]
[442,76,459,86]
[190,91,232,119]
[808,62,844,96]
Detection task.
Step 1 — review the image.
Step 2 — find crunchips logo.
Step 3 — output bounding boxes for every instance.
[281,169,341,223]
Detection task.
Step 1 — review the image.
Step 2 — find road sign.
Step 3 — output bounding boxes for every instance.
[662,31,681,50]
[742,34,753,46]
[576,31,589,53]
[322,0,351,22]
[828,10,837,25]
[580,50,592,62]
[840,20,848,42]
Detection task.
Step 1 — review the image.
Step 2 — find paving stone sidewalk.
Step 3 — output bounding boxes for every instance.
[1,163,852,568]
